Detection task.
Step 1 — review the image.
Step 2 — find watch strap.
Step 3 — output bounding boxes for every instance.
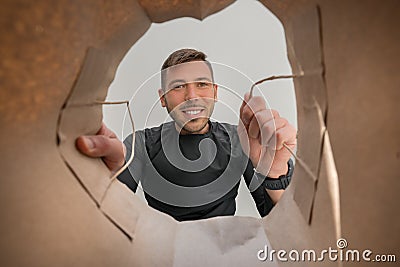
[254,159,294,190]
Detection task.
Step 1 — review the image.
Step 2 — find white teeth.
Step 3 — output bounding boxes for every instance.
[185,110,201,115]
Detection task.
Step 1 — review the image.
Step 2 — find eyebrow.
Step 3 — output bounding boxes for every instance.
[168,77,212,87]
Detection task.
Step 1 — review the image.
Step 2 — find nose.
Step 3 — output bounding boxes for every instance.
[184,83,199,100]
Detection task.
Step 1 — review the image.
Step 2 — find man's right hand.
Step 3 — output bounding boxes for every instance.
[75,123,126,173]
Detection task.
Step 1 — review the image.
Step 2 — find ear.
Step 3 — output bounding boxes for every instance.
[213,84,218,102]
[158,89,166,107]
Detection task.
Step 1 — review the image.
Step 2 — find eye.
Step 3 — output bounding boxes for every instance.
[172,84,186,90]
[197,82,211,88]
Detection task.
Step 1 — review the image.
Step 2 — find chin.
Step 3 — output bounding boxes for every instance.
[182,118,209,134]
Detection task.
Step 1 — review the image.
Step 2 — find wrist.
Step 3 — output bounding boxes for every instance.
[254,159,294,191]
[267,164,289,178]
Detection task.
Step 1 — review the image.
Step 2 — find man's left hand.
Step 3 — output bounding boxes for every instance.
[238,92,297,178]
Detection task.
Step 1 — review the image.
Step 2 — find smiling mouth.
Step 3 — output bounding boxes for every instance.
[180,107,206,118]
[183,109,203,115]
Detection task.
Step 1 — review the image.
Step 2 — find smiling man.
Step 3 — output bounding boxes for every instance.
[76,48,297,221]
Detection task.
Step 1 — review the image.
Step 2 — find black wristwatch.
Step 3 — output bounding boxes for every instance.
[254,159,294,190]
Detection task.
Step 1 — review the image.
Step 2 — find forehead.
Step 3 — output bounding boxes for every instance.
[164,61,212,84]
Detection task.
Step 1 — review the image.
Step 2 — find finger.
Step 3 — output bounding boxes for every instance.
[272,123,297,150]
[248,109,279,139]
[239,93,250,129]
[76,135,125,162]
[247,115,260,139]
[259,117,287,147]
[240,96,266,127]
[238,98,251,156]
[237,114,247,138]
[237,122,250,156]
[254,145,275,175]
[76,136,95,155]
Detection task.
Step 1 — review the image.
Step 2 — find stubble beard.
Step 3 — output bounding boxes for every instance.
[180,118,209,134]
[165,100,213,135]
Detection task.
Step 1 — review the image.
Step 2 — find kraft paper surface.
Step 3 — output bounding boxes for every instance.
[1,0,398,266]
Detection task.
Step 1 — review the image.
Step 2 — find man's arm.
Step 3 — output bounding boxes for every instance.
[75,123,142,193]
[238,92,297,204]
[242,159,274,217]
[116,134,141,193]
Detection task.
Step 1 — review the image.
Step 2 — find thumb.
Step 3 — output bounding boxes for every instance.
[76,135,122,159]
[76,135,125,172]
[76,136,96,156]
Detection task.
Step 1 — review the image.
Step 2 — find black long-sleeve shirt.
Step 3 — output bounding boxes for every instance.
[117,120,274,221]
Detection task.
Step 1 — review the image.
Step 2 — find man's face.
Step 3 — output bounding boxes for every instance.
[158,61,218,135]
